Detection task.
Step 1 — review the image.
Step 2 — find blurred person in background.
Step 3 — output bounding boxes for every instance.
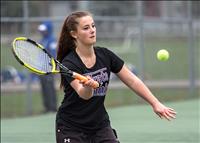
[1,65,25,84]
[37,20,57,113]
[56,11,176,143]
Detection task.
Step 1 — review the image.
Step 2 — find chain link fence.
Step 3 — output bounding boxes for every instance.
[1,1,199,118]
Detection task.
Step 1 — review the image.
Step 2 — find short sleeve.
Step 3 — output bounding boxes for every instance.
[105,48,124,73]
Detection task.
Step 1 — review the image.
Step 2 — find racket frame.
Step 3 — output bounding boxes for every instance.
[12,37,99,88]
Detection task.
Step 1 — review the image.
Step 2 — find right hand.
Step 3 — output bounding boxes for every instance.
[80,76,97,88]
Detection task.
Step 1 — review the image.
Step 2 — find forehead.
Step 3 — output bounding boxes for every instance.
[77,15,94,26]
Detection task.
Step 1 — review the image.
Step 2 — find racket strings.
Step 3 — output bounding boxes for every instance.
[14,40,53,73]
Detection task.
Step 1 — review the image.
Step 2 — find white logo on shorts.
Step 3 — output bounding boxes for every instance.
[64,138,70,143]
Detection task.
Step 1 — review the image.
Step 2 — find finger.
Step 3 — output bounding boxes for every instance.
[168,107,175,111]
[88,81,94,87]
[169,114,176,119]
[85,80,92,86]
[165,110,176,119]
[169,110,177,115]
[169,111,177,117]
[162,112,171,121]
[168,108,177,113]
[84,80,95,88]
[79,79,87,83]
[86,75,92,80]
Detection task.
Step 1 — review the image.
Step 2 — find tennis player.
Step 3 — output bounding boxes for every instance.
[56,11,176,143]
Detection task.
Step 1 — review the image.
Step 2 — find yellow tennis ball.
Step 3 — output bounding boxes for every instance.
[157,49,169,61]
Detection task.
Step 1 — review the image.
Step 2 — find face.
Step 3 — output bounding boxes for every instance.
[72,15,96,46]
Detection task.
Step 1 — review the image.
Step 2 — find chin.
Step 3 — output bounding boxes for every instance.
[85,38,96,45]
[89,40,96,45]
[92,40,96,44]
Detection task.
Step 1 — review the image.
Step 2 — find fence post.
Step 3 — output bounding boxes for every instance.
[137,1,145,81]
[23,0,33,115]
[187,1,195,96]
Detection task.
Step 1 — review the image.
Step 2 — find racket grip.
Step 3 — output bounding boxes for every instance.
[73,72,99,88]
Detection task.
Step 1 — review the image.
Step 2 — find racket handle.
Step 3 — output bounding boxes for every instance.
[73,72,99,89]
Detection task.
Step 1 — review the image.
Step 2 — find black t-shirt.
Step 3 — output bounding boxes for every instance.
[56,46,124,133]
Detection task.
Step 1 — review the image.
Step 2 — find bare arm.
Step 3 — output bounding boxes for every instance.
[116,65,177,121]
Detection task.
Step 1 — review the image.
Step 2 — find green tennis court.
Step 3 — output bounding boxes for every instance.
[1,99,199,143]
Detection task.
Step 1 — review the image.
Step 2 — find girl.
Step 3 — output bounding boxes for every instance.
[56,11,176,143]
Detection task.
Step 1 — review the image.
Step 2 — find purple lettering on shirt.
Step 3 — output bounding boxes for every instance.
[84,68,109,96]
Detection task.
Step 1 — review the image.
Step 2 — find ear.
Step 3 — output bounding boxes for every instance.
[70,31,77,39]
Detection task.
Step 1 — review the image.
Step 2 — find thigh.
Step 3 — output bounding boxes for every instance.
[56,125,88,143]
[93,126,120,143]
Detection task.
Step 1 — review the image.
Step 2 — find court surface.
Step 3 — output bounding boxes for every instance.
[1,98,199,143]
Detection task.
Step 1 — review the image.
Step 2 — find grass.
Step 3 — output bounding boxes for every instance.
[1,92,43,118]
[1,86,199,118]
[1,98,199,143]
[110,98,200,143]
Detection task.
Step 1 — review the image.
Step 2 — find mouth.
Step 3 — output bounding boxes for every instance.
[90,35,95,38]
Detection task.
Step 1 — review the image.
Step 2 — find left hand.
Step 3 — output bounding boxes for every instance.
[152,102,177,121]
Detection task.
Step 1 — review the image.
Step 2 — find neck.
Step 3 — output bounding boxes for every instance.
[76,45,94,58]
[75,44,96,68]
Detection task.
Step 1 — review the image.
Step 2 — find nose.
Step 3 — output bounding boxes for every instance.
[90,26,95,33]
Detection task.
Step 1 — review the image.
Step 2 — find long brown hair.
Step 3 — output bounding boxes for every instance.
[57,11,92,88]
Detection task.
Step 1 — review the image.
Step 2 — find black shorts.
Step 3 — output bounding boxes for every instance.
[56,125,120,143]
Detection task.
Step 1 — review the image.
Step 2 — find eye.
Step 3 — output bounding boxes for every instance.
[92,24,96,28]
[83,27,89,30]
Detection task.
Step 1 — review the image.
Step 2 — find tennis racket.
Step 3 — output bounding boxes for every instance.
[12,37,99,88]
